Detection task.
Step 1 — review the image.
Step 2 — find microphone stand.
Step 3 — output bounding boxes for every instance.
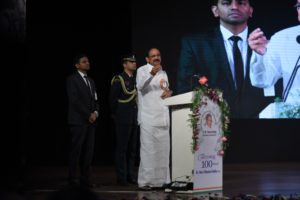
[283,55,300,102]
[191,74,199,91]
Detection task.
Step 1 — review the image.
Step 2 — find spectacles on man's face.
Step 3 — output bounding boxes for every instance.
[295,2,300,10]
[149,54,161,58]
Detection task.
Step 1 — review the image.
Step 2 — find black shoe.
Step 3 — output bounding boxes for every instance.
[117,179,130,186]
[68,179,80,187]
[138,185,152,191]
[80,181,96,188]
[127,178,137,185]
[151,186,165,190]
[151,183,170,190]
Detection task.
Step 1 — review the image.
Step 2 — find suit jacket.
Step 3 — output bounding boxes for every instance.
[109,72,138,125]
[66,71,99,125]
[177,27,271,118]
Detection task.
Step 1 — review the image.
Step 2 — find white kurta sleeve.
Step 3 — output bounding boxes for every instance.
[250,35,282,89]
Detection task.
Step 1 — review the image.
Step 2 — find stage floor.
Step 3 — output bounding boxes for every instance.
[2,162,300,200]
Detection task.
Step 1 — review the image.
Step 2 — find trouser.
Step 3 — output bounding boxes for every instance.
[69,124,95,183]
[115,122,138,182]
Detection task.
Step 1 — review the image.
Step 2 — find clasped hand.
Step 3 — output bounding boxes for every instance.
[161,89,173,99]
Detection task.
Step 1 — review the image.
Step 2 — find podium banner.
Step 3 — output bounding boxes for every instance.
[193,96,223,192]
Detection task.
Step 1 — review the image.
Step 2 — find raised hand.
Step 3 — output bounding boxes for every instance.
[248,28,268,55]
[150,65,161,76]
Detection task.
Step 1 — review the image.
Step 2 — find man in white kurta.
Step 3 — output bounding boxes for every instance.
[136,48,172,189]
[248,0,300,103]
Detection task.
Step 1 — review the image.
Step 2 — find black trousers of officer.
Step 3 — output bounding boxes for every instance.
[69,124,95,183]
[115,121,138,182]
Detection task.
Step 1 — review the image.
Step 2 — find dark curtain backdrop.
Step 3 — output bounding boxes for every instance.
[23,0,134,166]
[1,1,299,187]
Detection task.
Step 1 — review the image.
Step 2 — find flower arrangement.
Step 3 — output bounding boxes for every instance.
[280,104,300,118]
[274,95,300,119]
[189,76,230,154]
[277,91,300,118]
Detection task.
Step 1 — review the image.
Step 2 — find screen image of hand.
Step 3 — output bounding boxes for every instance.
[248,28,268,55]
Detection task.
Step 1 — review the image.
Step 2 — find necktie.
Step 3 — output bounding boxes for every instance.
[83,75,93,95]
[230,36,244,92]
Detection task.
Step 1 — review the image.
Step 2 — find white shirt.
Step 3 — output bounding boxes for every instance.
[77,70,99,116]
[220,25,249,88]
[136,63,170,127]
[250,25,300,103]
[77,70,89,86]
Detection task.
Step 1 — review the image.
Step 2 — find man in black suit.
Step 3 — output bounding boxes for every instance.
[66,54,99,187]
[176,0,271,118]
[109,54,138,186]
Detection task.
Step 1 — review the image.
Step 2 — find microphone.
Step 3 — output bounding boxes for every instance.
[282,35,300,102]
[190,74,201,91]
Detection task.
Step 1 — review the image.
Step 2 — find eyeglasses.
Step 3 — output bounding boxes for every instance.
[295,3,300,10]
[149,54,161,58]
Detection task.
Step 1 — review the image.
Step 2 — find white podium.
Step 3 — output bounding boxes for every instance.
[164,92,194,183]
[164,91,223,193]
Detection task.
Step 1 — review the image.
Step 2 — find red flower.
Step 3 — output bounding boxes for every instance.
[198,76,208,85]
[218,150,225,156]
[222,136,228,142]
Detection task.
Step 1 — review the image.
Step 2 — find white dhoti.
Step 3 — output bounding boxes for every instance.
[138,124,170,187]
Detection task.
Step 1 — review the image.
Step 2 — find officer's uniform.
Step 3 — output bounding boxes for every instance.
[109,55,138,185]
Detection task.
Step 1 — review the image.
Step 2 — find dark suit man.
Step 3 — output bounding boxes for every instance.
[66,54,99,188]
[109,54,138,186]
[176,0,271,118]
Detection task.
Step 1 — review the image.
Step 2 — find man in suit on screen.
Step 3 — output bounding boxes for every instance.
[176,0,272,118]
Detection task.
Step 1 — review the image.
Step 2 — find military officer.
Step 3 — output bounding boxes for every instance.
[109,54,138,186]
